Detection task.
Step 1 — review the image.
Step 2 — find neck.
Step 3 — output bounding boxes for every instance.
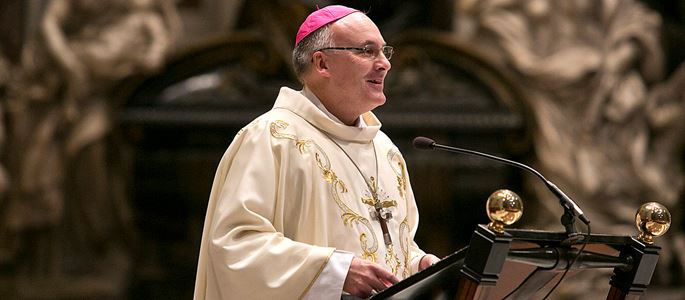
[305,83,361,126]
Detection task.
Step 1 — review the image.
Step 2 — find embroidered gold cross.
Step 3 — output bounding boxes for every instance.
[361,177,397,246]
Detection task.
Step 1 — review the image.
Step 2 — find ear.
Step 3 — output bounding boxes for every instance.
[311,51,331,77]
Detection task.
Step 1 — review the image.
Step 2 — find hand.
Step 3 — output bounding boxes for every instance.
[418,254,440,271]
[343,257,400,298]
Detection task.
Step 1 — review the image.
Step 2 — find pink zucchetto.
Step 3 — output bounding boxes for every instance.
[295,5,360,46]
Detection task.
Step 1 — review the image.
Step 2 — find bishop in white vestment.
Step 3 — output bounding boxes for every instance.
[194,87,430,299]
[194,5,438,300]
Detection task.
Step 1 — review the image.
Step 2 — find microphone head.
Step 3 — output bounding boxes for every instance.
[412,136,436,150]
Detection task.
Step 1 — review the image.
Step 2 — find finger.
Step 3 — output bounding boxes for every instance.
[366,274,390,293]
[374,267,400,286]
[419,254,441,271]
[349,279,381,299]
[379,276,399,287]
[356,286,376,299]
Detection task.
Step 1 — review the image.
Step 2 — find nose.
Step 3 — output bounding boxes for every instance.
[375,53,391,71]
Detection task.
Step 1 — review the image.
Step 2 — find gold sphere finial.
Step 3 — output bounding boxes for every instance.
[486,189,523,234]
[635,202,671,244]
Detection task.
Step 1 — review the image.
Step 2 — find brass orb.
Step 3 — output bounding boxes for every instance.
[486,189,523,234]
[635,202,671,244]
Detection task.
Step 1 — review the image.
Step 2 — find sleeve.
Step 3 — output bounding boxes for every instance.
[194,119,336,300]
[303,250,354,299]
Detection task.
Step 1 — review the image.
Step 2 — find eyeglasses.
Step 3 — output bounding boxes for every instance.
[317,45,394,60]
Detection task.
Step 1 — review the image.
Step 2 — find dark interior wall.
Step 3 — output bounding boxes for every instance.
[0,0,24,62]
[641,0,685,76]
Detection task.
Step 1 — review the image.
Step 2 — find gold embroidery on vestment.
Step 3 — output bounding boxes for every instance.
[386,245,401,275]
[360,233,377,262]
[388,149,412,278]
[269,120,379,260]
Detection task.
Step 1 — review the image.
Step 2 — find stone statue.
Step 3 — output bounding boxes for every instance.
[1,0,180,297]
[453,0,685,295]
[42,0,181,121]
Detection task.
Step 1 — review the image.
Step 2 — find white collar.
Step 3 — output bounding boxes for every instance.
[272,87,380,143]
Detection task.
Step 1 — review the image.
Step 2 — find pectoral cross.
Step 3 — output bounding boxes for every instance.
[362,177,397,246]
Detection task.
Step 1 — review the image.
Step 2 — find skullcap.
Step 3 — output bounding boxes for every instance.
[295,5,360,46]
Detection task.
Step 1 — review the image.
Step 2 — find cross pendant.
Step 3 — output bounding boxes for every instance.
[361,177,395,246]
[374,202,393,246]
[363,195,394,246]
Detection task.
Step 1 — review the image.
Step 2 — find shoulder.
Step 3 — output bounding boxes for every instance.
[374,130,393,143]
[374,130,401,152]
[228,108,313,151]
[374,131,409,166]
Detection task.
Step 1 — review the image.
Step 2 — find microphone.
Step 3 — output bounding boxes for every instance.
[412,137,590,226]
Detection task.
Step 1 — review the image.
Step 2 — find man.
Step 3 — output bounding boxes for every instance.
[194,5,439,299]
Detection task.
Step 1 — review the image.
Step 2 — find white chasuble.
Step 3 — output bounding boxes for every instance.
[194,87,427,299]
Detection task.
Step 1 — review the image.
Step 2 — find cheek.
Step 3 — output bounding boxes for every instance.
[331,60,370,89]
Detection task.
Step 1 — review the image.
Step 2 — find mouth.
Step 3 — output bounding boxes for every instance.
[367,79,383,85]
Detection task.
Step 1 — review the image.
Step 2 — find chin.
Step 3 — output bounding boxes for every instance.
[368,91,387,105]
[375,95,387,107]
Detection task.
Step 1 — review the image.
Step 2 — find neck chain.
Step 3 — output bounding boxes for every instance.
[324,134,393,247]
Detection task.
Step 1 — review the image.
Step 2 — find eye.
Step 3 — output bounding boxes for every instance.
[363,46,376,57]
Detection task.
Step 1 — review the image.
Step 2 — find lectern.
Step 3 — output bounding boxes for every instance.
[370,192,671,300]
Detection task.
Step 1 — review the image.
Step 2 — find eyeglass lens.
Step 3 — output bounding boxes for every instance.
[381,46,393,59]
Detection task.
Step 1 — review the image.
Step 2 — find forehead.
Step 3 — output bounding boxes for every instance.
[330,13,386,45]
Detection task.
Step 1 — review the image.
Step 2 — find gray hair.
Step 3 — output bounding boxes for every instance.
[292,25,334,81]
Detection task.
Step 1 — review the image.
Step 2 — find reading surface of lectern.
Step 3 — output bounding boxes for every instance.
[368,224,662,300]
[363,192,671,300]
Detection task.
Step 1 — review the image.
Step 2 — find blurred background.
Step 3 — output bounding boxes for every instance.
[0,0,684,299]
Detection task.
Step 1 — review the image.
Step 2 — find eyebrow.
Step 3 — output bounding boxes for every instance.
[359,40,387,47]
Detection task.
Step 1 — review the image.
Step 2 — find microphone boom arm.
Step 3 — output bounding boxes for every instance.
[415,137,590,228]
